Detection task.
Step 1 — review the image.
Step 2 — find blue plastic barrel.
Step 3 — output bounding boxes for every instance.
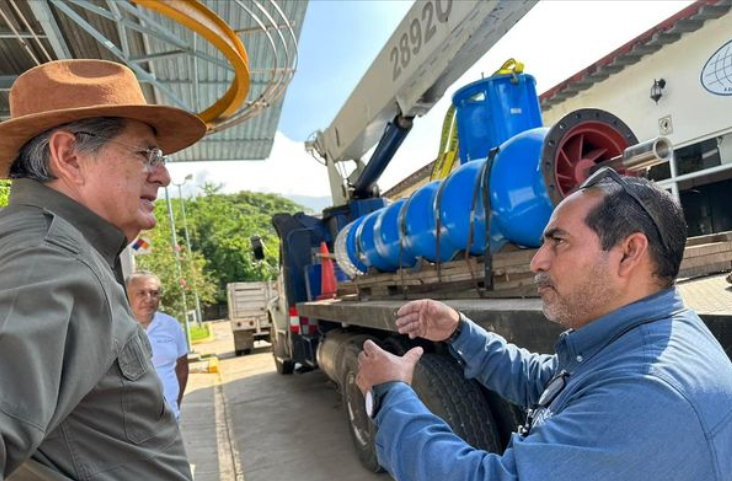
[453,73,543,164]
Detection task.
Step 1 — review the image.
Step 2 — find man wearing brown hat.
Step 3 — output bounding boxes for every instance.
[0,60,206,480]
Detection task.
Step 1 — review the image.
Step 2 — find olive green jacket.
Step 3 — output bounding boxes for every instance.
[0,179,191,480]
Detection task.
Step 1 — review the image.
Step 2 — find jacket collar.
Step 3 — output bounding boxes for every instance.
[9,178,128,269]
[555,288,686,370]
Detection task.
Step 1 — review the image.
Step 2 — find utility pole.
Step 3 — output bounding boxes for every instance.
[174,174,203,326]
[165,186,192,351]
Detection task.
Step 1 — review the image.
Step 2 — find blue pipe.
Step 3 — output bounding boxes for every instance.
[336,71,637,276]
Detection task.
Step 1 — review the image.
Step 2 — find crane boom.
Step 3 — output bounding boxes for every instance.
[312,0,537,180]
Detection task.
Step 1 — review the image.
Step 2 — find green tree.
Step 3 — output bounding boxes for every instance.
[184,183,303,304]
[135,196,217,322]
[0,180,10,207]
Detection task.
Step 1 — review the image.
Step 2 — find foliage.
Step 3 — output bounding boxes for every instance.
[184,183,303,304]
[138,183,304,318]
[190,323,211,342]
[0,180,10,207]
[136,193,218,323]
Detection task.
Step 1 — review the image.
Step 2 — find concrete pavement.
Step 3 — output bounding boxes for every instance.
[180,323,241,481]
[179,321,384,481]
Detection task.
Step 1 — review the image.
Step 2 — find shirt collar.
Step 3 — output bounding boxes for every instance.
[9,178,128,269]
[555,288,686,370]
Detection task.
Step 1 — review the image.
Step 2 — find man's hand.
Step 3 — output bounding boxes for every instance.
[356,340,423,395]
[395,299,460,342]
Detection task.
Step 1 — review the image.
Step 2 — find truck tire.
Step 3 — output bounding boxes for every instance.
[271,329,294,375]
[411,353,501,453]
[482,389,525,451]
[381,336,411,355]
[340,336,383,473]
[233,330,254,357]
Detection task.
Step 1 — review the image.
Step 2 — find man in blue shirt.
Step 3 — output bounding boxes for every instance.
[356,168,732,480]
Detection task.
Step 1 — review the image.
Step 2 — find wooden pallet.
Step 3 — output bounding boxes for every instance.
[340,249,539,301]
[338,232,732,301]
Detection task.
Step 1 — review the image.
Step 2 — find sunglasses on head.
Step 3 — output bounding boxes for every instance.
[579,167,670,254]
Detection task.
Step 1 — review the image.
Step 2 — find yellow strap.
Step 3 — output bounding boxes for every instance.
[431,105,459,180]
[131,0,250,128]
[494,58,524,76]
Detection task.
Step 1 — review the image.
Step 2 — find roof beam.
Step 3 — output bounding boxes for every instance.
[0,30,47,38]
[129,50,186,63]
[27,0,72,59]
[236,21,296,35]
[49,0,191,111]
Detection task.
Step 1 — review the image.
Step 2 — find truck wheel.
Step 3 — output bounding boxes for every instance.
[412,353,501,453]
[340,338,383,473]
[482,389,525,451]
[274,354,294,374]
[381,336,411,355]
[271,330,294,375]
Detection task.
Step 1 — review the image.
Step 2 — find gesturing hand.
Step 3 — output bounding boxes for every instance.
[356,340,423,395]
[395,299,460,342]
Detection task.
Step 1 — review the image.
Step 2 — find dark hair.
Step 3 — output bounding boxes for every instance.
[584,177,687,288]
[10,117,127,182]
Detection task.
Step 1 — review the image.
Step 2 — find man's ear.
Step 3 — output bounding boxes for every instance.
[47,130,84,184]
[617,232,649,278]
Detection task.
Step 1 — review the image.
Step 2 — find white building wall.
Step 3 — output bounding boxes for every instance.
[542,11,732,152]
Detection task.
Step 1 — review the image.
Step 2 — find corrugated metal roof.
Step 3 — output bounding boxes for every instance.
[0,0,307,162]
[540,0,732,109]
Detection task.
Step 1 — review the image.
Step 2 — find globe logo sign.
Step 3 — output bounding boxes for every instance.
[701,39,732,96]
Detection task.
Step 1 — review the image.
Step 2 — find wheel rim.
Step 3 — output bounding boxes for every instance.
[345,371,371,448]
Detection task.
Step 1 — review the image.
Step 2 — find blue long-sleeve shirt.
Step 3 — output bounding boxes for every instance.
[374,289,732,480]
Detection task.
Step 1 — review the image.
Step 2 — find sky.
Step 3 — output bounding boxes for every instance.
[167,0,695,203]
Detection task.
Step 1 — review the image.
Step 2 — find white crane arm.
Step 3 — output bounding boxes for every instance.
[313,0,537,165]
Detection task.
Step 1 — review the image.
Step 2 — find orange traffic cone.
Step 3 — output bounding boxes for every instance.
[319,242,337,299]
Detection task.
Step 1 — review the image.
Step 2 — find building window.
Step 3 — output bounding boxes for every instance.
[674,138,721,176]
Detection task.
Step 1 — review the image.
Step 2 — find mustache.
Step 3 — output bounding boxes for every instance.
[534,273,555,290]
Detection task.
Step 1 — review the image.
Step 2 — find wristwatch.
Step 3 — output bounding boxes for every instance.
[447,311,466,344]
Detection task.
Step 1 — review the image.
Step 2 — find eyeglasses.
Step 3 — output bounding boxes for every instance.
[75,131,168,172]
[580,167,670,255]
[519,370,569,437]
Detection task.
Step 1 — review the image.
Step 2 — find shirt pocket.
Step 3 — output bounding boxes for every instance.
[150,333,180,366]
[118,332,168,444]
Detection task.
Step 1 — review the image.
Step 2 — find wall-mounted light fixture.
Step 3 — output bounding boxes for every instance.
[650,78,666,104]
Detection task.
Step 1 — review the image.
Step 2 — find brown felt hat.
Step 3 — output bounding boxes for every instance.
[0,59,207,178]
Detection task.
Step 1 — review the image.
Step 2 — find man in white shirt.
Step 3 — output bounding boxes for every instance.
[126,271,189,419]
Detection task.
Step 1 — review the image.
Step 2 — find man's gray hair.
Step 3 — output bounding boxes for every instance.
[9,117,127,182]
[125,270,161,289]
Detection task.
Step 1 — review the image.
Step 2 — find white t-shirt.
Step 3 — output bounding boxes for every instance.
[145,312,188,418]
